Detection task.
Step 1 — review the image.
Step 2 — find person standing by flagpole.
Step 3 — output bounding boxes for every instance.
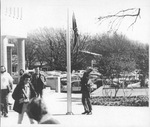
[81,67,93,115]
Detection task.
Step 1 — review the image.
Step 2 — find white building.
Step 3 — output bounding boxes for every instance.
[1,1,27,74]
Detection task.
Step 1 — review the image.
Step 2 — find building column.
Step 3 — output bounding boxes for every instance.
[1,36,8,71]
[7,47,12,74]
[7,43,14,74]
[17,39,25,72]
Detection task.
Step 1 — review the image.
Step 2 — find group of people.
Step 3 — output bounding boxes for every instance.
[1,66,59,124]
[1,65,94,124]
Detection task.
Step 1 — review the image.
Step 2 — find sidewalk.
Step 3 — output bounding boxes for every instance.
[1,88,150,127]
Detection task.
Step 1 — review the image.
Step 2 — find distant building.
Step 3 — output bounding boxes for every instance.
[12,54,49,72]
[80,50,102,69]
[1,3,27,75]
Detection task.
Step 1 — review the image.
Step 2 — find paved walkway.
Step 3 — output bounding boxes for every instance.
[1,88,150,127]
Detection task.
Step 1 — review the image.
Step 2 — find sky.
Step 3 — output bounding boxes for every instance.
[2,0,150,44]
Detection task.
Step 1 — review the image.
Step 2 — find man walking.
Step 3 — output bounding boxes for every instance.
[31,67,46,98]
[81,67,93,115]
[1,66,13,117]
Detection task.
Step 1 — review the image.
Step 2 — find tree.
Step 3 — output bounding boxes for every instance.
[91,33,136,76]
[25,36,38,69]
[90,33,140,97]
[28,28,67,70]
[27,27,90,71]
[98,8,141,32]
[10,39,17,55]
[134,44,149,76]
[133,43,149,87]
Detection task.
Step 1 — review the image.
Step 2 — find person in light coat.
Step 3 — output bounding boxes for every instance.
[1,66,13,117]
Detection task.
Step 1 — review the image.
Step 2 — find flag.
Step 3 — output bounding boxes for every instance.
[72,12,78,49]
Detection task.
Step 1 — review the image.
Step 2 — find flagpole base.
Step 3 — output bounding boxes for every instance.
[66,112,74,115]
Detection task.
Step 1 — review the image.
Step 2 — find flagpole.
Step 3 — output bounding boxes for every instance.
[66,8,73,115]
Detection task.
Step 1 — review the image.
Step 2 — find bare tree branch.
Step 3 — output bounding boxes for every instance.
[98,8,141,32]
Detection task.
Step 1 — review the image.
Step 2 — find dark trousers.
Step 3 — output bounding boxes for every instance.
[1,89,9,115]
[37,90,43,98]
[82,91,92,112]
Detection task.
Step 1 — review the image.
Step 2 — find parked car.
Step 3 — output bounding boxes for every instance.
[93,79,103,88]
[145,78,149,87]
[25,69,35,75]
[74,70,85,78]
[61,74,81,92]
[89,71,101,80]
[45,71,62,77]
[61,73,98,92]
[90,83,97,92]
[127,82,141,88]
[61,79,81,92]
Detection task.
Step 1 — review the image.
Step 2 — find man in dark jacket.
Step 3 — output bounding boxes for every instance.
[31,67,46,98]
[81,67,93,115]
[12,73,37,124]
[19,69,24,82]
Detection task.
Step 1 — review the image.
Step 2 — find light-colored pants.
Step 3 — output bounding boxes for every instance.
[18,103,34,124]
